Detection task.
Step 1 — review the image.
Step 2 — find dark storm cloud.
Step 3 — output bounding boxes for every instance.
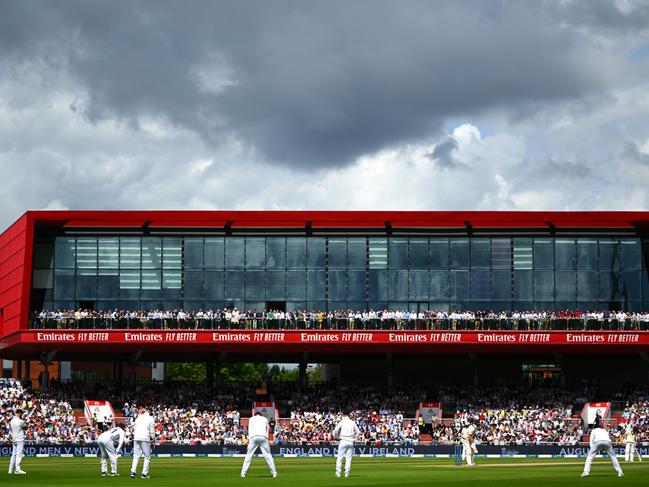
[429,136,462,170]
[0,0,634,168]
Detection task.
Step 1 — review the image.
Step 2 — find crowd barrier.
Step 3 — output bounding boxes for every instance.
[1,443,645,458]
[30,316,649,331]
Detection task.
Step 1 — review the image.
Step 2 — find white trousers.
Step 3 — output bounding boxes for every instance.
[583,440,623,475]
[9,441,24,473]
[241,436,276,476]
[131,441,151,476]
[98,438,118,474]
[336,440,354,476]
[625,443,636,462]
[461,440,474,465]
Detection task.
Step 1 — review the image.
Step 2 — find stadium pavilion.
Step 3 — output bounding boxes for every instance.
[1,210,649,390]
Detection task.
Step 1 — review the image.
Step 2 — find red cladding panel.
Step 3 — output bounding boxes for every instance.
[0,215,30,337]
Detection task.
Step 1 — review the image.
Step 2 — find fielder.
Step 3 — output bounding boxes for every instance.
[8,409,27,475]
[97,423,125,476]
[241,412,277,478]
[460,420,476,467]
[333,409,360,478]
[130,407,156,479]
[581,422,623,477]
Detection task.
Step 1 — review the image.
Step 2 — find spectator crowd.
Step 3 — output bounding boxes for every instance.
[32,308,649,331]
[3,379,649,447]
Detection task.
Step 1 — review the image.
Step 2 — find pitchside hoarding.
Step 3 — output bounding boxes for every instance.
[0,443,645,458]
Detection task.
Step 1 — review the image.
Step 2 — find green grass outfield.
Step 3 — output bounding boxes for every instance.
[4,457,645,486]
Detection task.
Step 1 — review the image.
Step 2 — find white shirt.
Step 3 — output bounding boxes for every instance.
[461,424,476,441]
[133,412,156,442]
[248,415,269,439]
[590,427,611,446]
[99,426,126,450]
[333,416,360,442]
[10,417,26,442]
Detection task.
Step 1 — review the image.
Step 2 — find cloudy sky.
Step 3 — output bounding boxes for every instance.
[2,0,649,229]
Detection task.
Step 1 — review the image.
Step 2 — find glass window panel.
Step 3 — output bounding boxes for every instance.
[389,270,408,300]
[287,238,307,269]
[492,270,511,300]
[141,270,161,290]
[533,239,553,270]
[75,274,96,300]
[162,238,182,270]
[225,238,245,269]
[225,271,245,300]
[491,238,511,270]
[599,272,614,301]
[389,238,408,269]
[577,271,597,302]
[555,271,576,300]
[644,267,649,306]
[620,238,641,269]
[513,238,533,270]
[33,269,53,289]
[328,270,347,301]
[54,270,75,300]
[97,237,118,269]
[348,270,366,300]
[287,270,306,300]
[163,270,181,289]
[471,239,490,269]
[369,238,388,269]
[430,271,449,300]
[450,239,469,269]
[266,238,286,269]
[347,238,366,269]
[430,239,449,269]
[407,270,427,300]
[184,271,204,299]
[266,271,286,300]
[450,270,469,301]
[245,238,265,269]
[599,239,621,270]
[534,270,554,301]
[621,271,642,301]
[55,237,76,269]
[184,238,204,269]
[409,239,429,270]
[555,239,576,270]
[368,270,389,301]
[76,237,97,270]
[513,270,532,301]
[307,270,326,300]
[34,240,54,269]
[245,271,265,300]
[576,239,597,270]
[328,239,347,269]
[97,270,118,299]
[307,238,326,268]
[204,271,224,300]
[471,270,490,300]
[119,270,140,292]
[119,237,141,269]
[204,237,224,269]
[141,238,162,269]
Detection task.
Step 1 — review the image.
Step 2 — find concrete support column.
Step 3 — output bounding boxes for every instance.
[386,352,394,388]
[469,352,479,387]
[16,361,22,380]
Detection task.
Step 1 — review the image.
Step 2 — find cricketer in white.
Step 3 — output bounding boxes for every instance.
[97,424,125,476]
[8,409,27,475]
[333,411,360,478]
[130,407,156,479]
[240,412,277,478]
[581,423,624,477]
